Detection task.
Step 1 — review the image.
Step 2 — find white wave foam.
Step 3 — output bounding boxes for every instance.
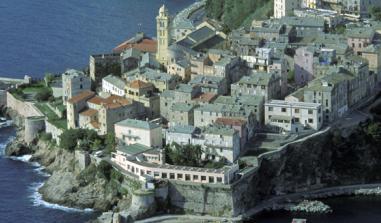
[9,154,32,162]
[29,182,93,213]
[0,136,15,156]
[34,166,51,177]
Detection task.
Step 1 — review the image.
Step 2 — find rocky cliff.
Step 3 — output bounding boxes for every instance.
[231,117,381,216]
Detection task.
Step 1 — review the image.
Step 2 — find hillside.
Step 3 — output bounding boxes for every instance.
[205,0,273,29]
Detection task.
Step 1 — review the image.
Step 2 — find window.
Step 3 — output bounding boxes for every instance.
[308,109,313,114]
[154,172,160,177]
[201,176,206,181]
[170,173,175,179]
[281,108,287,112]
[193,175,199,180]
[162,173,167,179]
[295,108,300,113]
[294,118,300,123]
[185,174,191,181]
[308,118,313,124]
[177,173,183,179]
[209,176,215,183]
[268,107,273,111]
[217,177,222,183]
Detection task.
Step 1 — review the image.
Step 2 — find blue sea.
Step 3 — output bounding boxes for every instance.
[0,0,192,78]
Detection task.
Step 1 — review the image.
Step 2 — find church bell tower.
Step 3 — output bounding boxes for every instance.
[156,5,170,66]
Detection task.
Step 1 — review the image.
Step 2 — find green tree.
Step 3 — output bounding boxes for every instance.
[367,123,381,142]
[166,143,202,167]
[59,129,101,151]
[44,73,55,86]
[370,7,381,21]
[35,88,52,102]
[105,133,116,153]
[98,160,113,180]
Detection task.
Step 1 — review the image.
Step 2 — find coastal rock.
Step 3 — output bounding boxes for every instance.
[355,187,381,196]
[4,129,31,156]
[289,200,332,213]
[93,211,133,223]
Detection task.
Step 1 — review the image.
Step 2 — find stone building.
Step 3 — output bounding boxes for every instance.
[67,91,136,135]
[67,91,96,129]
[115,119,162,149]
[264,100,323,133]
[215,117,248,149]
[274,0,301,19]
[167,102,196,126]
[62,69,91,105]
[361,44,381,82]
[125,67,180,92]
[189,75,228,95]
[160,84,201,122]
[303,72,350,123]
[294,46,319,86]
[280,16,325,38]
[341,0,381,18]
[214,95,264,127]
[231,71,281,101]
[89,53,121,84]
[346,27,375,55]
[167,59,191,81]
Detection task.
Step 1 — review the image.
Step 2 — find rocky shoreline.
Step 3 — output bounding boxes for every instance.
[288,200,332,214]
[3,118,129,222]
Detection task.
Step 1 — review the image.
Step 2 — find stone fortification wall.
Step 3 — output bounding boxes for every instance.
[45,120,64,144]
[167,181,234,216]
[25,116,45,143]
[0,90,6,107]
[6,92,43,117]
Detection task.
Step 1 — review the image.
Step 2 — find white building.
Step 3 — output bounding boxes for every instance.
[115,119,162,149]
[264,100,323,133]
[102,74,126,97]
[165,125,241,163]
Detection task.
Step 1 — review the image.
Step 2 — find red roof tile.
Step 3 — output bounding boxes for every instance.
[67,91,95,104]
[113,38,157,53]
[215,117,247,127]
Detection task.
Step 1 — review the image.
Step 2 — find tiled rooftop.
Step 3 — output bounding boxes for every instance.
[67,91,95,104]
[116,119,160,130]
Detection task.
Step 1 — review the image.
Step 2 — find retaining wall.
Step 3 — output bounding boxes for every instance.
[6,92,42,117]
[45,120,64,144]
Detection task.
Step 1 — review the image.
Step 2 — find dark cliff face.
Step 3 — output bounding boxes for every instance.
[233,118,381,215]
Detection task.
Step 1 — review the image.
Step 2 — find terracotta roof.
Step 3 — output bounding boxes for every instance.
[67,91,95,104]
[113,38,157,53]
[102,95,131,109]
[87,96,107,105]
[215,117,247,127]
[128,80,153,89]
[79,108,98,117]
[192,92,217,103]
